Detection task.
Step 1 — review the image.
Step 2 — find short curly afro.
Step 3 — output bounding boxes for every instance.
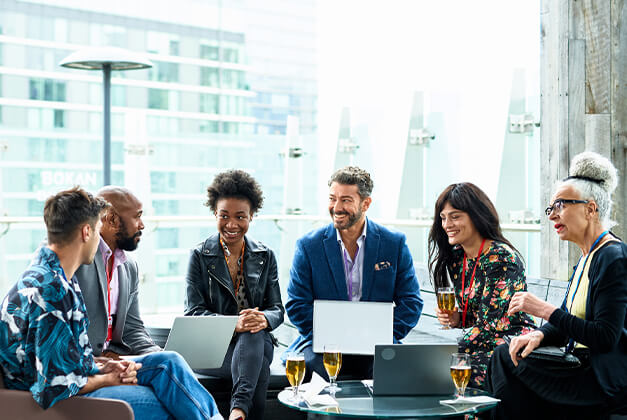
[205,169,264,214]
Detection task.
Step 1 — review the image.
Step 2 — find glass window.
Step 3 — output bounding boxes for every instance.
[200,67,219,87]
[53,110,64,128]
[148,89,169,110]
[200,44,219,61]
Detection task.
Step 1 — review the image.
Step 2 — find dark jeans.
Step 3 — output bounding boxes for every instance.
[302,344,373,382]
[485,344,610,420]
[203,331,273,420]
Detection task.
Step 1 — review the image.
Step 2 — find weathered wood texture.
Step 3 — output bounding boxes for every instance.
[611,0,626,241]
[540,0,626,279]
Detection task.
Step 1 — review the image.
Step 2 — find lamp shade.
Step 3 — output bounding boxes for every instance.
[59,47,153,71]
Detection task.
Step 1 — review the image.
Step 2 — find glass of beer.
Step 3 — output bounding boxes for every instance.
[437,286,456,330]
[323,344,342,393]
[450,353,471,399]
[285,352,306,402]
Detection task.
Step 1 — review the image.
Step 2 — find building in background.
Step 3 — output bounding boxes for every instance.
[0,0,318,311]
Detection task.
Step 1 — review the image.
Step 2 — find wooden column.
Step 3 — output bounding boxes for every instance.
[540,0,626,280]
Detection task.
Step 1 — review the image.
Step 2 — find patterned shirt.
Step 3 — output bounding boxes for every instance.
[0,246,99,409]
[449,241,536,388]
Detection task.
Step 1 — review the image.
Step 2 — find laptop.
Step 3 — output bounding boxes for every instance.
[373,343,458,395]
[313,300,394,355]
[164,315,238,370]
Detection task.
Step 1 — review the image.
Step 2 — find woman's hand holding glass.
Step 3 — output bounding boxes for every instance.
[436,287,458,329]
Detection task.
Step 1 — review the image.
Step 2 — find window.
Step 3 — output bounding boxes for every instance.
[200,44,219,61]
[199,94,219,114]
[200,67,219,87]
[149,61,179,83]
[29,79,66,102]
[53,110,64,128]
[148,89,169,110]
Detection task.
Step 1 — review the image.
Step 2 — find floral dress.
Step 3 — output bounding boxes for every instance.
[449,241,536,389]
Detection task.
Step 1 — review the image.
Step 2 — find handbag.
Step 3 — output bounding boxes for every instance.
[503,335,581,368]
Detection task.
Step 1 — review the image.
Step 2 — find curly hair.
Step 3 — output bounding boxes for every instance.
[205,169,264,214]
[560,151,619,229]
[328,166,373,198]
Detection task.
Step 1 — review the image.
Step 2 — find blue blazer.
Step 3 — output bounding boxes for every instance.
[285,219,423,352]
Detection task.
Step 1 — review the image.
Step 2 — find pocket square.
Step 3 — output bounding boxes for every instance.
[374,261,391,271]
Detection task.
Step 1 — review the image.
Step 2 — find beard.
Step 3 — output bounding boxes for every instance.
[330,207,363,230]
[115,218,142,251]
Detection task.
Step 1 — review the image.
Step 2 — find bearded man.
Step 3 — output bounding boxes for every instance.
[285,166,423,380]
[75,186,161,358]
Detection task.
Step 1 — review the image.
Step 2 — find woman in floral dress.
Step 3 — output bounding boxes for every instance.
[428,182,535,388]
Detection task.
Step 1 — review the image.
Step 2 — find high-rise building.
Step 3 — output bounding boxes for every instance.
[0,0,318,310]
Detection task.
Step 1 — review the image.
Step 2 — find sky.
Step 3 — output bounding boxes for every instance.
[316,0,540,216]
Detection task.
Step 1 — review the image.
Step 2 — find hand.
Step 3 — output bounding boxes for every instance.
[508,330,544,367]
[435,307,460,328]
[99,359,141,384]
[235,307,269,333]
[508,292,557,321]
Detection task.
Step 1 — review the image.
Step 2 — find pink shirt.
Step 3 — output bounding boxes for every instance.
[98,237,127,317]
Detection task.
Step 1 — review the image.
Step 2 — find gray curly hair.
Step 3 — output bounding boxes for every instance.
[559,151,619,229]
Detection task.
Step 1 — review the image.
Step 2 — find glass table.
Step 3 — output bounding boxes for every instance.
[278,380,497,418]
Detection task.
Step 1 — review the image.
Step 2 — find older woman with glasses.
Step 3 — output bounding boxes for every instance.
[485,152,627,419]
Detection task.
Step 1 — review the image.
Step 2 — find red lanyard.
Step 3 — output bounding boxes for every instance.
[220,237,245,296]
[460,238,486,328]
[105,253,115,342]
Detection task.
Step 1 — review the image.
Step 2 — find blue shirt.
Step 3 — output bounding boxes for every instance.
[336,220,367,301]
[0,246,99,409]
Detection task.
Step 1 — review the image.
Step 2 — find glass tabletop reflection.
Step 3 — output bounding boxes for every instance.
[277,380,497,418]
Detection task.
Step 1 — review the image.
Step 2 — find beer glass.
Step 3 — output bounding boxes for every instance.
[285,352,306,402]
[450,353,471,398]
[323,344,342,393]
[437,286,456,329]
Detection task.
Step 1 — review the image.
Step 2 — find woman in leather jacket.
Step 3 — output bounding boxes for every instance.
[185,170,284,420]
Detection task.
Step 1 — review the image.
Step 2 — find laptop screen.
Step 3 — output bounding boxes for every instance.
[313,300,394,355]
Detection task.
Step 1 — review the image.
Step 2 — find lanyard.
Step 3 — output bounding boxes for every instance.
[220,237,245,296]
[460,238,486,329]
[564,230,608,351]
[105,253,115,343]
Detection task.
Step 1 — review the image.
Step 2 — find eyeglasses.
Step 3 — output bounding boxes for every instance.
[544,199,589,216]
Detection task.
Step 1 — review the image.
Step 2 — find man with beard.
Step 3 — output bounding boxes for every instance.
[75,186,161,357]
[285,166,423,380]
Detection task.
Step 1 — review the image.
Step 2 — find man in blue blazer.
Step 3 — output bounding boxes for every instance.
[285,166,423,380]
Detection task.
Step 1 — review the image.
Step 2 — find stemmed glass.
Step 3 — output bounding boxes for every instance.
[450,353,471,399]
[285,352,306,402]
[323,344,342,394]
[437,286,456,329]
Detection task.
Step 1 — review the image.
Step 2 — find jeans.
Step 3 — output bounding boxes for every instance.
[199,331,274,420]
[86,351,223,420]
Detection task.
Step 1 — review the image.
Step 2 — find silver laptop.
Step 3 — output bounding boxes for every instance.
[164,315,238,370]
[313,300,394,355]
[373,343,458,395]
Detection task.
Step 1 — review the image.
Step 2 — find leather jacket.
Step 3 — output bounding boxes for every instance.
[184,232,284,332]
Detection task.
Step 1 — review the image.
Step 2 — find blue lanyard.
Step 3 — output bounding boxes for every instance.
[563,230,608,351]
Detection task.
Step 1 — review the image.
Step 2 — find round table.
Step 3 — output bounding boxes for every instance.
[278,380,497,418]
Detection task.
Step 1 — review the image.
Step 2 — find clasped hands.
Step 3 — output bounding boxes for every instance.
[235,307,268,334]
[95,357,141,386]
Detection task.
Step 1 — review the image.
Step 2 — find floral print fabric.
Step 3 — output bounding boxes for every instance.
[449,241,536,388]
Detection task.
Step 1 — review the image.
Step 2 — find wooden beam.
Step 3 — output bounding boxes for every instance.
[582,0,612,113]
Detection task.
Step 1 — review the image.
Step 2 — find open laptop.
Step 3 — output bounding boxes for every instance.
[164,315,238,370]
[313,300,394,355]
[373,343,458,395]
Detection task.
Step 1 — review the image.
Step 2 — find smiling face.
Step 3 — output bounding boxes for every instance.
[328,182,371,231]
[215,197,252,247]
[548,184,592,243]
[439,202,481,248]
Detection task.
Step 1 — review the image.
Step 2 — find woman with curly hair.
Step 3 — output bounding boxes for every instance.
[185,170,284,420]
[428,182,535,389]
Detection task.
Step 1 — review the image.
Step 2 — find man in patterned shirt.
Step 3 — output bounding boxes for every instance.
[0,187,222,420]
